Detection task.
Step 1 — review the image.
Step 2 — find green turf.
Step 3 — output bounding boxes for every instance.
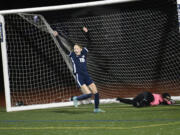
[0,102,180,135]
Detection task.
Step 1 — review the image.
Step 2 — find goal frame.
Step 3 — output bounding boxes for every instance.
[0,0,179,112]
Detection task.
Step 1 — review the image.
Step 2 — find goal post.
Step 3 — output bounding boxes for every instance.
[0,0,180,112]
[0,15,11,112]
[0,13,76,112]
[0,0,139,14]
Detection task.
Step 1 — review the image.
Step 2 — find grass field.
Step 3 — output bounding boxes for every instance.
[0,102,180,135]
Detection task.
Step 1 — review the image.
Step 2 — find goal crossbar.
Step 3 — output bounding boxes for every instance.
[0,0,138,14]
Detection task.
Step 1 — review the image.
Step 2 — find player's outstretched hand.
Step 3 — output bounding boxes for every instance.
[53,31,58,36]
[83,26,88,33]
[170,99,176,104]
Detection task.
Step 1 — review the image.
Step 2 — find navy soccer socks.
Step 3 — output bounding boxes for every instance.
[94,93,99,109]
[76,93,92,100]
[94,93,105,113]
[77,93,99,109]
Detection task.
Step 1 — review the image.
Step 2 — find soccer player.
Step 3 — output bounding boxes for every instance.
[116,92,175,107]
[53,27,105,113]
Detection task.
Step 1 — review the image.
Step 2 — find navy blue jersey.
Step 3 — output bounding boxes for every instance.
[69,48,89,75]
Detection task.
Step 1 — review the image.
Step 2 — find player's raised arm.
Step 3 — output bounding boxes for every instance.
[53,30,74,55]
[53,31,58,37]
[82,26,91,48]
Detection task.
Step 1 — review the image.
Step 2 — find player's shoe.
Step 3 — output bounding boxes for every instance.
[73,96,78,107]
[94,108,105,113]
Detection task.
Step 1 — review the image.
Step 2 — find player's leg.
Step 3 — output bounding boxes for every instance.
[88,83,97,94]
[116,97,134,104]
[132,92,146,107]
[88,83,98,108]
[133,92,153,107]
[88,83,105,113]
[73,85,92,107]
[73,74,92,107]
[117,96,143,107]
[117,93,146,107]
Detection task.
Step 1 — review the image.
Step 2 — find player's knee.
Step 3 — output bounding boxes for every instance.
[81,84,91,94]
[89,83,98,94]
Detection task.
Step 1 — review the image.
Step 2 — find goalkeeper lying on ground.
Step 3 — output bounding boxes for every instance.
[116,92,175,107]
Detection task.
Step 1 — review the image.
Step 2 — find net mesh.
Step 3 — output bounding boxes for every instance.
[4,14,79,106]
[48,0,180,98]
[2,0,180,107]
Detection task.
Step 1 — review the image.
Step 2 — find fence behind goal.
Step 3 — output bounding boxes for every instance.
[0,0,179,111]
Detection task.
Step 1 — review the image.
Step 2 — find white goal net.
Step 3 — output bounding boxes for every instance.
[0,0,179,111]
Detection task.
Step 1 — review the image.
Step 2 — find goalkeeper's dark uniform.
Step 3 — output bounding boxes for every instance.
[117,92,154,107]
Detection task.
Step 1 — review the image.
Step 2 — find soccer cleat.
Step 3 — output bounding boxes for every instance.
[73,96,78,107]
[94,108,105,113]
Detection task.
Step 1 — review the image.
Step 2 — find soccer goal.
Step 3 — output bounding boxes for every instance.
[0,0,179,112]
